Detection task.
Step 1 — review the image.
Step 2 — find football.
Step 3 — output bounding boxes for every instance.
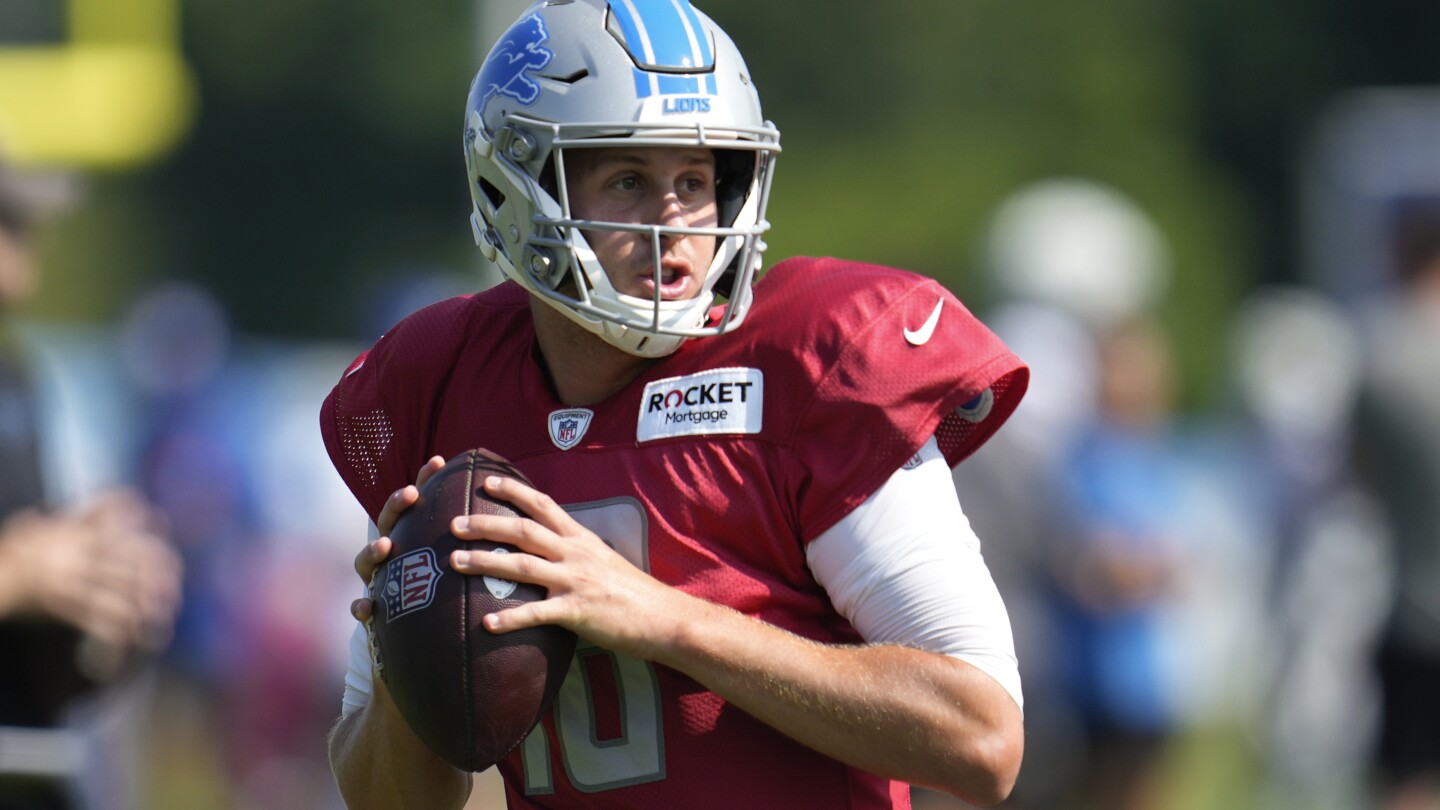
[368,448,576,772]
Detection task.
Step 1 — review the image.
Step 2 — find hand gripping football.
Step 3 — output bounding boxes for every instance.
[369,449,576,771]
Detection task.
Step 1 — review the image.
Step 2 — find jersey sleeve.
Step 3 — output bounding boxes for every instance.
[786,261,1028,540]
[319,296,476,520]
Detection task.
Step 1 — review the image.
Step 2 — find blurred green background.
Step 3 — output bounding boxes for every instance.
[6,0,1439,406]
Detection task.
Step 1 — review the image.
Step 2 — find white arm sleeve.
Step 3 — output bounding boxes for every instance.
[342,521,381,717]
[806,436,1023,712]
[342,622,374,717]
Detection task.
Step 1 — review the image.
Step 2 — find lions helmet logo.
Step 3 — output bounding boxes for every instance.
[475,14,554,110]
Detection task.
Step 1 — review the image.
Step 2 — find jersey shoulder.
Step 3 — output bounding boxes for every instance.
[749,256,1024,424]
[366,282,529,383]
[757,256,940,332]
[743,257,1029,538]
[320,283,531,518]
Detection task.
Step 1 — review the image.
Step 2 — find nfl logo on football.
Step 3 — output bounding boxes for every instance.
[548,408,594,451]
[382,548,443,619]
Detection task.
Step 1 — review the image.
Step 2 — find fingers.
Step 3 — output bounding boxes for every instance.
[447,549,556,635]
[76,498,177,651]
[450,512,557,556]
[449,475,579,548]
[3,498,182,668]
[79,488,147,528]
[350,456,445,633]
[353,536,392,584]
[480,475,573,528]
[109,528,184,634]
[449,546,549,583]
[480,602,547,635]
[49,586,124,645]
[83,530,180,649]
[414,455,446,490]
[50,574,148,654]
[374,485,419,538]
[373,456,446,537]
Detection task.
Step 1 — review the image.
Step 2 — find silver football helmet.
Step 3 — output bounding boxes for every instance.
[464,0,781,357]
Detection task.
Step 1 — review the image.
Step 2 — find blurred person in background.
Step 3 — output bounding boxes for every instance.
[1230,286,1384,810]
[924,179,1178,810]
[0,149,183,810]
[1045,316,1192,810]
[1352,199,1440,810]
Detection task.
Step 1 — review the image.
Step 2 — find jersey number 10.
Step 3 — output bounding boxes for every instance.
[518,498,667,794]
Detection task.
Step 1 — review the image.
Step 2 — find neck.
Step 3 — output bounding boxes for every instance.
[530,298,657,406]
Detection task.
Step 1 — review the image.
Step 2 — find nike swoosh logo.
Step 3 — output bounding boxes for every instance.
[904,297,945,345]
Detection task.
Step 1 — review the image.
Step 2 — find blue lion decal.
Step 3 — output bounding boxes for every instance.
[476,14,554,109]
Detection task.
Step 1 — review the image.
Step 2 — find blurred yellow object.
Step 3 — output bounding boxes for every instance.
[0,0,196,168]
[0,46,196,168]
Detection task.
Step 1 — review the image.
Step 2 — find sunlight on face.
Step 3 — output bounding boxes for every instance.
[564,146,718,301]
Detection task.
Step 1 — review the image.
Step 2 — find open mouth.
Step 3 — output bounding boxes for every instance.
[640,261,692,300]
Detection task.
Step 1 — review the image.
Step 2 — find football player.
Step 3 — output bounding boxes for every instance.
[323,1,1028,807]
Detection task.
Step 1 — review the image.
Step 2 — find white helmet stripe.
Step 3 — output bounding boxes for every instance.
[668,0,709,69]
[615,0,661,98]
[611,0,714,70]
[616,0,659,65]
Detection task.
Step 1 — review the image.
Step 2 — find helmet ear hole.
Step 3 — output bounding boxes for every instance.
[537,159,559,201]
[477,177,506,211]
[714,150,754,229]
[712,149,760,300]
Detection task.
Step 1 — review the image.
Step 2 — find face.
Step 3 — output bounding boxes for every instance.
[563,147,718,302]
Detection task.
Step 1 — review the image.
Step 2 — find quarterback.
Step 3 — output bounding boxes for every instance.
[322,0,1028,807]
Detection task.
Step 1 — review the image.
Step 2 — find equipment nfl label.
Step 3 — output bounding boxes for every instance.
[548,408,594,450]
[380,548,443,620]
[637,367,763,442]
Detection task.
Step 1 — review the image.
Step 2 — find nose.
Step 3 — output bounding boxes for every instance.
[650,189,688,224]
[650,190,690,251]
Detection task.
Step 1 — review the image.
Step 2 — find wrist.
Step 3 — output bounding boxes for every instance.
[645,591,749,673]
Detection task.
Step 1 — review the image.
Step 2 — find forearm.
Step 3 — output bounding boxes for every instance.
[328,677,472,810]
[655,598,1023,805]
[450,470,1024,803]
[0,534,24,619]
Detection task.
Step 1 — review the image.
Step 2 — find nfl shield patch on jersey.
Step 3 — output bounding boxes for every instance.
[549,408,594,450]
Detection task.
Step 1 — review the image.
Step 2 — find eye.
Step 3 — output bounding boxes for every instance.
[612,174,643,192]
[679,175,712,196]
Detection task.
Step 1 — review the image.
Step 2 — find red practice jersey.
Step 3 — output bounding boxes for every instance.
[321,256,1028,809]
